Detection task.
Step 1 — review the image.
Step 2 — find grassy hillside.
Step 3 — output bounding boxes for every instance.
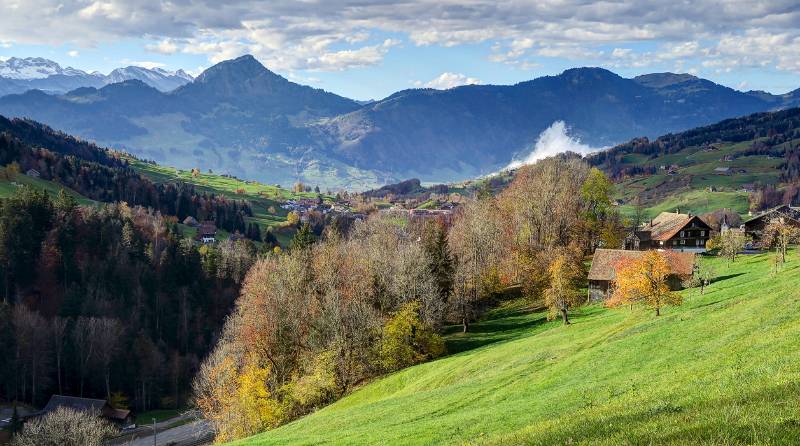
[129,159,332,241]
[231,253,800,445]
[612,138,786,217]
[0,167,93,205]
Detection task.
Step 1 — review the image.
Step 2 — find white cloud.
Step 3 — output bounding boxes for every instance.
[67,50,79,57]
[120,60,166,69]
[146,39,179,55]
[0,1,798,75]
[417,72,481,89]
[506,121,599,170]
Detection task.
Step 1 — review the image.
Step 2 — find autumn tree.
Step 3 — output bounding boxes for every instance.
[716,230,751,263]
[762,218,799,263]
[695,261,715,295]
[448,198,501,332]
[544,249,584,324]
[607,251,682,316]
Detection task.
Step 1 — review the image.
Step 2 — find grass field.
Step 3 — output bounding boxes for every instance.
[0,168,93,205]
[128,158,335,243]
[231,252,800,445]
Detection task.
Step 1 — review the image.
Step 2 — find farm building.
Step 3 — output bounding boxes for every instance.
[198,221,217,243]
[34,395,132,426]
[587,249,696,301]
[743,205,800,243]
[624,211,712,252]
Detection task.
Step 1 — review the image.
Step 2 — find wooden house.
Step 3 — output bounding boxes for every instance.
[35,395,132,426]
[587,249,696,301]
[743,205,800,243]
[198,221,217,244]
[624,212,712,252]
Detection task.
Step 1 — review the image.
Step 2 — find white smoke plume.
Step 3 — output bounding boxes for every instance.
[505,121,598,170]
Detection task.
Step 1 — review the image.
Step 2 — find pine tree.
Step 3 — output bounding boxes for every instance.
[291,223,316,251]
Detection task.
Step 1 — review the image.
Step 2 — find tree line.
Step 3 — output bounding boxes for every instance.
[0,186,261,412]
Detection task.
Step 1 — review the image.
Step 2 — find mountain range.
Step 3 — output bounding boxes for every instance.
[0,54,797,189]
[0,57,193,96]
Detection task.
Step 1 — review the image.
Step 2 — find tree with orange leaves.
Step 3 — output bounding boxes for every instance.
[607,251,682,316]
[544,249,584,325]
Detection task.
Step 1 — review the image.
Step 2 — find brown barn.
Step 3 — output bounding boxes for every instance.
[587,249,696,301]
[743,205,800,243]
[35,395,133,426]
[625,211,711,252]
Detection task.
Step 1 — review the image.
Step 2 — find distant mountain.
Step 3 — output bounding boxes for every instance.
[106,66,193,92]
[0,56,797,189]
[0,57,193,95]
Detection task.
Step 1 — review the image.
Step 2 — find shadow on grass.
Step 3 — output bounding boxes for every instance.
[711,272,745,284]
[443,304,549,355]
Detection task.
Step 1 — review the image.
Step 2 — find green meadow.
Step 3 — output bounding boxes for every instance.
[232,252,800,445]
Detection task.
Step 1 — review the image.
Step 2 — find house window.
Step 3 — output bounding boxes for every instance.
[700,230,705,237]
[680,239,686,245]
[697,239,702,246]
[680,231,685,237]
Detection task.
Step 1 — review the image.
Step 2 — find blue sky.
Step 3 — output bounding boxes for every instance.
[1,1,798,100]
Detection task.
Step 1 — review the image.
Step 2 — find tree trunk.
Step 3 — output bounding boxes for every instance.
[56,353,62,395]
[105,372,111,401]
[462,317,469,333]
[561,308,570,325]
[655,306,660,316]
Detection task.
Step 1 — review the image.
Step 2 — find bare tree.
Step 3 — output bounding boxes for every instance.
[72,317,98,397]
[93,318,124,400]
[50,316,69,395]
[13,305,51,404]
[10,407,117,446]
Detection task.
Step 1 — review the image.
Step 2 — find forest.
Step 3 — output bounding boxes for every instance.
[0,184,263,413]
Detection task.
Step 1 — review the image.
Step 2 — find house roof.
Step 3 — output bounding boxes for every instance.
[744,204,800,225]
[198,221,217,236]
[40,395,131,421]
[588,249,695,281]
[641,212,707,241]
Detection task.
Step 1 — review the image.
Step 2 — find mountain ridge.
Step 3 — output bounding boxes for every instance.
[0,56,194,94]
[0,57,797,189]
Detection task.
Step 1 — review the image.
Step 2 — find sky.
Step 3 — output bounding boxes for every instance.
[0,1,798,101]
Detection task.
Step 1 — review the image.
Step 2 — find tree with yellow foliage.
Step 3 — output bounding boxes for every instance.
[544,250,584,325]
[607,251,681,316]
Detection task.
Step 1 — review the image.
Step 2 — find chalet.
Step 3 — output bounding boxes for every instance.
[25,168,40,178]
[35,395,132,426]
[624,211,712,252]
[587,249,695,301]
[743,205,800,242]
[182,216,199,227]
[198,221,217,244]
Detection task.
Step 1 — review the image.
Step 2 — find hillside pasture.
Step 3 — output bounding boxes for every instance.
[231,253,800,445]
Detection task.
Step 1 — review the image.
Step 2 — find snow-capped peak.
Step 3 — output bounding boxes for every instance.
[0,57,91,80]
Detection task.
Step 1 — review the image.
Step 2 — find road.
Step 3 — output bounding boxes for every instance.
[108,412,213,446]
